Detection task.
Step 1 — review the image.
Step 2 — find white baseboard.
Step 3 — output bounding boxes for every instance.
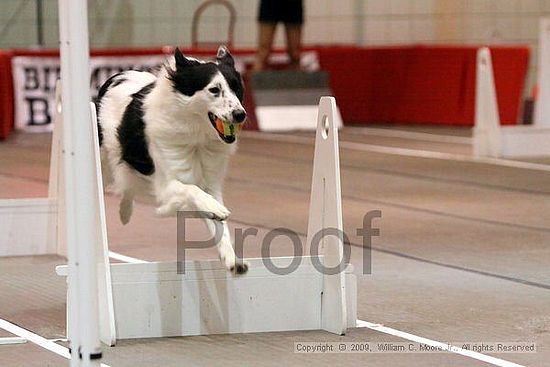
[0,198,57,257]
[256,105,343,131]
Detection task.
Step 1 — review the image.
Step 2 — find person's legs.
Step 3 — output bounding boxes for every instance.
[254,22,277,71]
[284,23,302,70]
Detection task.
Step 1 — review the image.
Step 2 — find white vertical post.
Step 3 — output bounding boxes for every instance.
[535,18,550,127]
[474,48,502,158]
[306,97,347,335]
[90,102,117,347]
[58,0,102,365]
[49,81,67,257]
[48,81,62,204]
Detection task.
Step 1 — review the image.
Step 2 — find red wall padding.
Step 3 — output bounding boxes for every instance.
[317,45,529,126]
[0,45,530,139]
[0,50,13,139]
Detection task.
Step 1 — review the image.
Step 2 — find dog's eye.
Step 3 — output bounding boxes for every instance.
[209,87,220,95]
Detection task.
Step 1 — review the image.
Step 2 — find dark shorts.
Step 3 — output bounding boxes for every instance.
[258,0,304,25]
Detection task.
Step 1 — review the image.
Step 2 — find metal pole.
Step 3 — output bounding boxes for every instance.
[58,0,102,366]
[36,0,44,46]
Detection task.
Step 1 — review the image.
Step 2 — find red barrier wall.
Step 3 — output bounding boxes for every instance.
[317,45,529,126]
[0,45,529,139]
[0,50,13,139]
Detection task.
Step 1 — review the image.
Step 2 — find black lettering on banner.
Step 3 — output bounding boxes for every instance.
[42,66,60,92]
[24,67,40,90]
[25,97,51,126]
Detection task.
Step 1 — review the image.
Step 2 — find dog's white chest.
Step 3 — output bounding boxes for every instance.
[160,143,229,190]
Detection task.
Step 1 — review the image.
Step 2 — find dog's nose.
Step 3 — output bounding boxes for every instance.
[232,109,247,123]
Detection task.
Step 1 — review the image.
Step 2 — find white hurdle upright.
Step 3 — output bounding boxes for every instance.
[57,0,103,365]
[474,28,550,158]
[56,96,357,345]
[535,18,550,128]
[473,48,502,158]
[306,98,347,335]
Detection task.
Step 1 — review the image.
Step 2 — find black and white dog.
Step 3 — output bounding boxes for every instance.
[96,46,248,274]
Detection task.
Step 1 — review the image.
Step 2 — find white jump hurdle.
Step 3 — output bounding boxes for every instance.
[0,85,358,344]
[0,82,64,258]
[0,0,352,363]
[0,28,357,355]
[48,96,357,345]
[474,22,550,158]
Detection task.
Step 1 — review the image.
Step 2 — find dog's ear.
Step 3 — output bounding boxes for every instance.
[216,45,235,67]
[174,47,195,69]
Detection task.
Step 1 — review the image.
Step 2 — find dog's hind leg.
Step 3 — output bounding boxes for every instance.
[112,164,137,224]
[119,190,134,225]
[100,149,114,189]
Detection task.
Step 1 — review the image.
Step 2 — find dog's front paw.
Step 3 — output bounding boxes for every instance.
[218,246,249,275]
[231,260,249,275]
[195,193,230,221]
[223,256,249,275]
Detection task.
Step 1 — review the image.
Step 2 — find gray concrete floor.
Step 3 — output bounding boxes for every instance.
[0,127,549,366]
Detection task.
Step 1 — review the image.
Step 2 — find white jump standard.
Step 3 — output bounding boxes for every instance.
[56,96,357,343]
[58,0,102,365]
[0,89,358,350]
[474,20,550,159]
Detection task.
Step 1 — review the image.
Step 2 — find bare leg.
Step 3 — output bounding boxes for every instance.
[254,22,277,71]
[284,23,302,70]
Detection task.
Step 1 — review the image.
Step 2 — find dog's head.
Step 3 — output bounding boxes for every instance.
[167,46,246,144]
